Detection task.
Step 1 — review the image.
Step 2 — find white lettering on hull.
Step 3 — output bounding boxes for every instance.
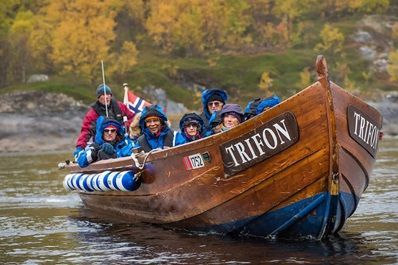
[353,111,379,150]
[221,112,299,176]
[348,105,382,158]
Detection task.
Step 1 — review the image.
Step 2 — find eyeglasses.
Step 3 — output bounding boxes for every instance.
[104,129,116,133]
[145,118,161,124]
[185,123,198,128]
[208,101,222,107]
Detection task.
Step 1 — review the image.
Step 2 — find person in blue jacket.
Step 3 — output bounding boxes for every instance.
[200,88,228,130]
[136,105,184,152]
[244,95,281,120]
[178,113,204,143]
[76,117,133,168]
[203,110,222,137]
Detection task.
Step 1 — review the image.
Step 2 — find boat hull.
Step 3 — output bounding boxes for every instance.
[68,57,382,240]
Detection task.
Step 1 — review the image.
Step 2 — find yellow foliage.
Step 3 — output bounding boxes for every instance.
[108,41,138,77]
[10,11,34,34]
[314,24,345,55]
[387,50,398,82]
[145,0,252,53]
[258,71,273,96]
[272,0,302,20]
[42,0,118,81]
[124,0,146,23]
[299,67,311,88]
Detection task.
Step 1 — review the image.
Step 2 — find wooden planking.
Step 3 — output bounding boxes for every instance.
[178,148,330,227]
[331,83,382,177]
[81,144,330,224]
[77,82,334,225]
[339,147,367,197]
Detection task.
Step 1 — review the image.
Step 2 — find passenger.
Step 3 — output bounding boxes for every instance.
[136,105,184,152]
[204,111,222,137]
[74,84,134,159]
[244,95,281,120]
[220,104,244,131]
[76,117,133,168]
[200,88,228,131]
[178,113,204,143]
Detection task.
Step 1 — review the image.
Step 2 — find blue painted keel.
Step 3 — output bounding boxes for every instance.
[192,191,358,239]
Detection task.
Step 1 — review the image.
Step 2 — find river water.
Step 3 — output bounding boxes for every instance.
[0,138,397,264]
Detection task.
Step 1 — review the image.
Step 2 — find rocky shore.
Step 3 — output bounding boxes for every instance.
[0,90,397,154]
[0,91,86,154]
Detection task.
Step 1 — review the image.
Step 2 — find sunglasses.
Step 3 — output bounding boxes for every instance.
[104,129,116,133]
[208,101,222,107]
[145,118,161,124]
[185,123,198,128]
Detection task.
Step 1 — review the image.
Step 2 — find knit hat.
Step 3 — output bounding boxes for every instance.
[139,105,168,129]
[96,84,112,98]
[208,93,225,103]
[104,125,117,130]
[179,113,203,131]
[220,104,244,123]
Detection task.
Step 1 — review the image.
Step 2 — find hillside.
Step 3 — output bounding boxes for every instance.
[1,1,398,153]
[0,1,397,109]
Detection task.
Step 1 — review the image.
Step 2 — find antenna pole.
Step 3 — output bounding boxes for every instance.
[101,60,109,117]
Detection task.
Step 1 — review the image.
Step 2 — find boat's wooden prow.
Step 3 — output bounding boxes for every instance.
[316,55,329,81]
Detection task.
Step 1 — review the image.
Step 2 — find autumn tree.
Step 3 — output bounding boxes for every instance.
[299,67,311,89]
[272,0,302,44]
[114,0,147,49]
[0,0,42,86]
[145,0,252,55]
[314,24,345,56]
[49,1,118,82]
[145,0,204,54]
[107,41,138,80]
[0,0,14,87]
[29,0,139,84]
[8,10,35,83]
[258,71,273,96]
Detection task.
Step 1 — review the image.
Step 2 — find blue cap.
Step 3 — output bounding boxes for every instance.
[96,84,112,98]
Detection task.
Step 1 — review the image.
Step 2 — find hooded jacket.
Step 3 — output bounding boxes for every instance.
[199,88,228,129]
[220,104,244,122]
[137,105,184,152]
[178,113,204,143]
[76,117,133,167]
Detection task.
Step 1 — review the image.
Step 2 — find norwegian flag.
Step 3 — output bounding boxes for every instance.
[123,84,151,114]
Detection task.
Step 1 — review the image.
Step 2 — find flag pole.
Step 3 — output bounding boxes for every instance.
[122,83,130,137]
[101,60,109,117]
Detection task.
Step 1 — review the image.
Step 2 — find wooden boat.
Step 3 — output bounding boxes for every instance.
[64,56,383,240]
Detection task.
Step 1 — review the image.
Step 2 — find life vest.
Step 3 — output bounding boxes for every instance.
[137,130,177,152]
[92,99,124,124]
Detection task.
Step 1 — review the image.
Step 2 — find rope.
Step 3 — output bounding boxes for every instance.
[131,148,161,170]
